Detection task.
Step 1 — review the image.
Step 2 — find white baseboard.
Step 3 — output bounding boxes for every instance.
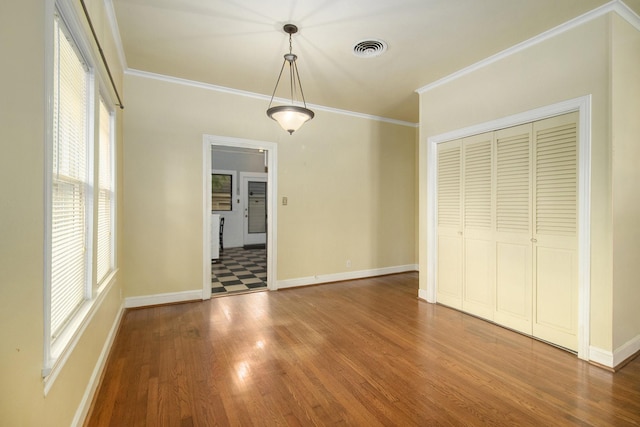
[124,290,203,308]
[589,333,640,369]
[276,264,418,289]
[418,288,431,302]
[588,346,614,368]
[72,303,125,427]
[613,334,640,366]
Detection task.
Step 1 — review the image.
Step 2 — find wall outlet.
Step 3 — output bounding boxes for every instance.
[282,196,288,206]
[346,259,352,268]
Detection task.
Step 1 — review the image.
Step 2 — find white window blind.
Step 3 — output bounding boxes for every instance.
[50,12,90,339]
[97,98,113,283]
[247,181,267,233]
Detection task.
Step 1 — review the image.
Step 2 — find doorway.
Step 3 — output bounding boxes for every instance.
[202,135,278,299]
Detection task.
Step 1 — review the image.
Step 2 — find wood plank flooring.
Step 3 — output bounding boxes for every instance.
[85,273,640,426]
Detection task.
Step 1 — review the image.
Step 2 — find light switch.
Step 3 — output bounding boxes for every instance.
[282,196,288,206]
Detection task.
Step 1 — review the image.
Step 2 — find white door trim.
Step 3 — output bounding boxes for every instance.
[202,135,278,298]
[421,95,591,360]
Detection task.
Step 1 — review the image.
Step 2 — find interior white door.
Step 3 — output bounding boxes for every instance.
[242,173,267,246]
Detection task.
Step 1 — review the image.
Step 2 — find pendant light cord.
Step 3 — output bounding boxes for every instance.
[79,0,124,109]
[288,34,295,103]
[289,32,293,55]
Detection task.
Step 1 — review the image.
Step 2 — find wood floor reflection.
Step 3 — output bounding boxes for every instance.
[86,272,640,426]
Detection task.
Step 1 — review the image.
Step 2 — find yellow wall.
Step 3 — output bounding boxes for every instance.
[0,0,124,425]
[122,73,417,296]
[419,16,615,350]
[14,0,639,424]
[611,14,640,351]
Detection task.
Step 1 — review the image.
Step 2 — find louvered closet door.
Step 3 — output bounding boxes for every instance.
[437,140,463,309]
[493,124,533,334]
[462,133,495,320]
[532,112,579,352]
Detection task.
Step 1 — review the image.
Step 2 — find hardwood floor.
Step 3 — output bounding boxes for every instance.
[86,273,640,426]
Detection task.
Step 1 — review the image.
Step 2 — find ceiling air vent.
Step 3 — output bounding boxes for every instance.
[352,39,387,58]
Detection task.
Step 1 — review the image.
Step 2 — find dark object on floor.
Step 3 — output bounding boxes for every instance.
[219,217,225,252]
[243,243,265,249]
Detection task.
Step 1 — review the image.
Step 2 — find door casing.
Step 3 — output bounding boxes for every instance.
[420,95,591,360]
[202,135,278,298]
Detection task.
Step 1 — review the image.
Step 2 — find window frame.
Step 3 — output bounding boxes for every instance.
[211,172,235,212]
[49,9,94,342]
[43,0,118,394]
[96,96,116,288]
[211,170,236,212]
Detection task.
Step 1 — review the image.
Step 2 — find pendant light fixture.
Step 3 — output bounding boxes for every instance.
[267,24,314,135]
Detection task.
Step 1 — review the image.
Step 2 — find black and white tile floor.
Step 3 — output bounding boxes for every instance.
[212,247,267,295]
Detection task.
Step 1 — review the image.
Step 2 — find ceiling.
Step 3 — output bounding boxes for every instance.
[111,0,640,123]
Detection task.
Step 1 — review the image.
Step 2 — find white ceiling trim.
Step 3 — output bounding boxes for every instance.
[613,0,640,30]
[103,0,127,70]
[416,0,639,94]
[125,68,418,128]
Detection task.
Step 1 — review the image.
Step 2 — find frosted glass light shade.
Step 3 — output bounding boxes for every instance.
[267,105,314,135]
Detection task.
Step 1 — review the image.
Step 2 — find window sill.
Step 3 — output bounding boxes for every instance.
[43,268,119,396]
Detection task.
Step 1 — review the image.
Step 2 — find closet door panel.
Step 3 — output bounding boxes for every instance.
[464,238,495,319]
[532,112,578,352]
[437,140,462,309]
[494,124,533,333]
[462,133,494,319]
[495,241,531,333]
[437,236,462,307]
[535,246,577,344]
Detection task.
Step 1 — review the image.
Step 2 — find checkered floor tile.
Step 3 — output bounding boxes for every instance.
[212,247,267,295]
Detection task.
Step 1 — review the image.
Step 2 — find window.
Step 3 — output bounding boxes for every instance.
[247,181,267,233]
[50,11,91,340]
[212,173,232,211]
[44,6,117,386]
[97,98,114,284]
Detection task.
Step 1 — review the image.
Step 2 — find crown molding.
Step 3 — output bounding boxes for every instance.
[416,0,640,94]
[612,0,640,30]
[125,68,418,128]
[103,0,127,70]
